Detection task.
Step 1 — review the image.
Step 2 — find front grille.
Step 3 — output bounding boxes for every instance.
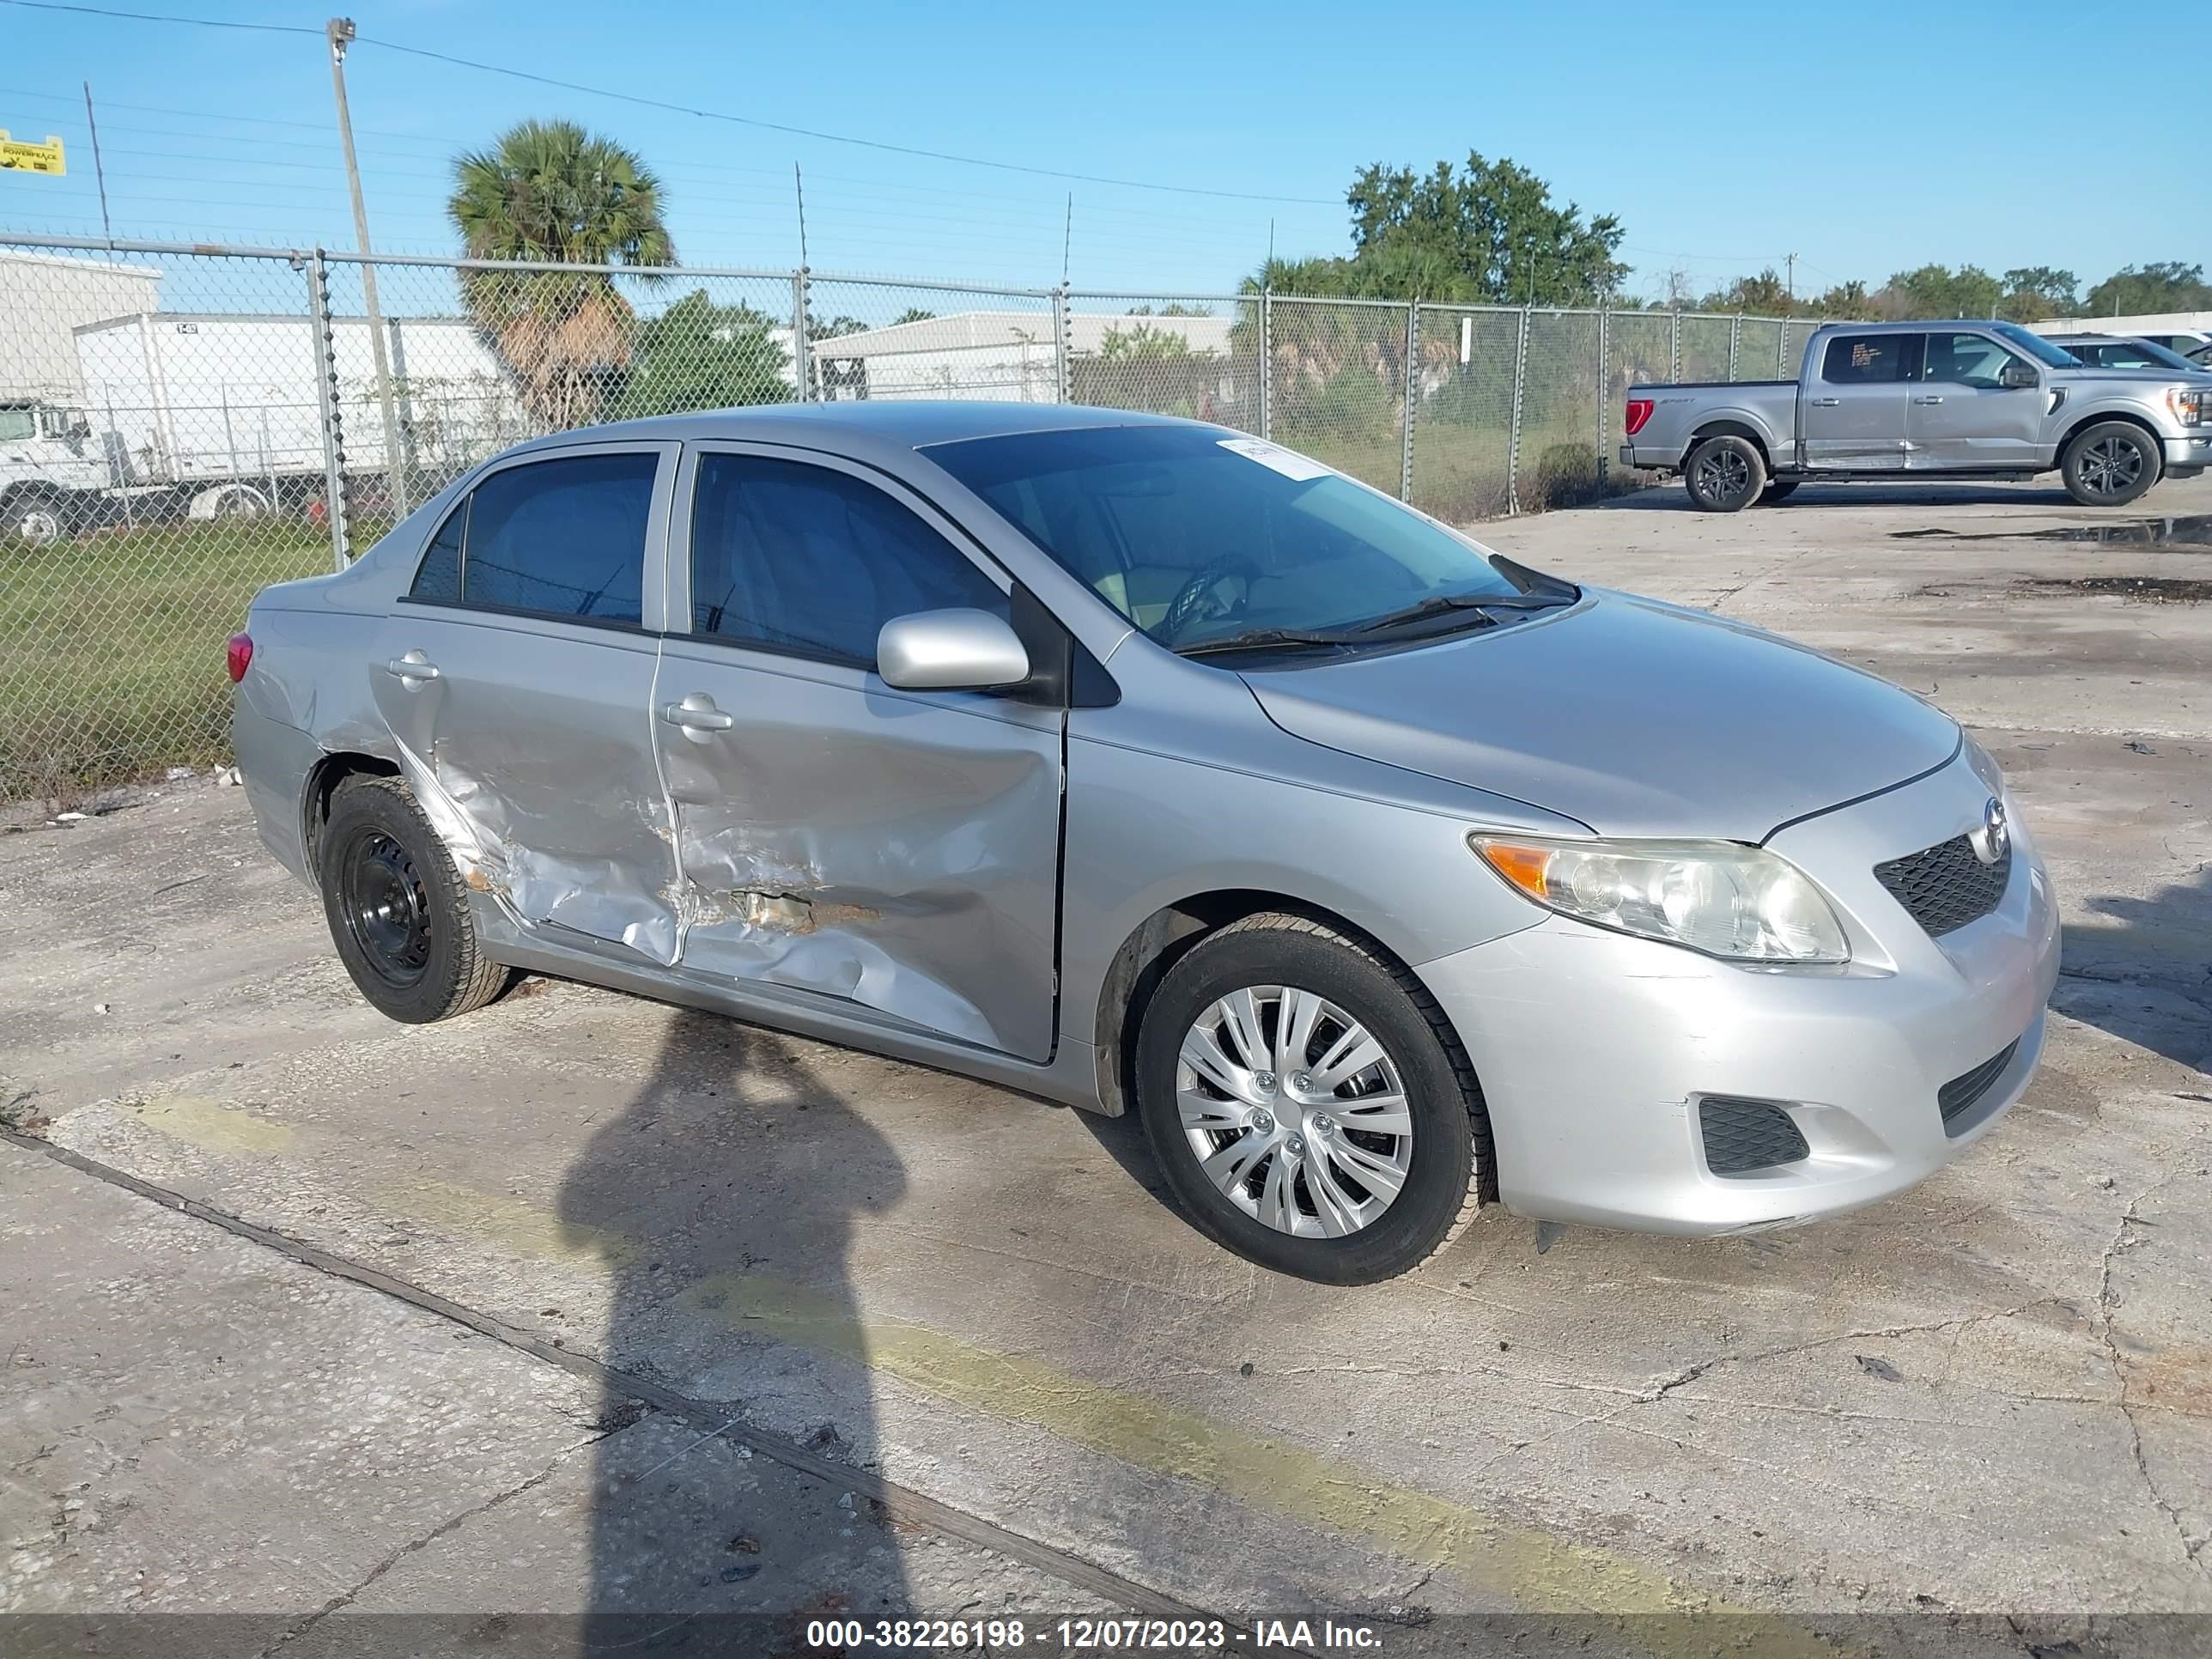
[1939,1039,2021,1134]
[1874,834,2010,937]
[1699,1097,1810,1175]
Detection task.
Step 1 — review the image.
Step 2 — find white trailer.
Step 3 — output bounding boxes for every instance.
[3,309,532,543]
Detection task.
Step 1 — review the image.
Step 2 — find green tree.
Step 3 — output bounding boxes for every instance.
[1879,264,2002,319]
[1814,278,1876,319]
[1097,320,1212,362]
[447,119,674,428]
[1253,153,1626,305]
[2084,261,2212,316]
[1997,266,2078,323]
[891,307,937,325]
[614,289,788,418]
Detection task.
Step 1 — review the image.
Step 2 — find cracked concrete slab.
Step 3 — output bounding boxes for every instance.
[4,474,2210,1640]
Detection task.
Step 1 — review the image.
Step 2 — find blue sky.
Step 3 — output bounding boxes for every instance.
[0,0,2200,302]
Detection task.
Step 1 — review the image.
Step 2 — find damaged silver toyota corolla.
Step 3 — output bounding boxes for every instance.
[231,404,2059,1283]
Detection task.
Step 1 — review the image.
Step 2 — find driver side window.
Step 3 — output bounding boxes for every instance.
[1923,332,2027,390]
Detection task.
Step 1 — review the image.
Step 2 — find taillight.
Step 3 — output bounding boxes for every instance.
[227,632,253,684]
[1625,398,1655,436]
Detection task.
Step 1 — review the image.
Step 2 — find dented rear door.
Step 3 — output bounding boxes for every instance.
[373,441,684,963]
[654,444,1062,1062]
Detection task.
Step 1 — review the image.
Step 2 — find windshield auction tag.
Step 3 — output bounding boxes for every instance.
[1217,437,1334,482]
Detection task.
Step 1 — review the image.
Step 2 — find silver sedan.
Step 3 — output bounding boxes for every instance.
[229,404,2059,1283]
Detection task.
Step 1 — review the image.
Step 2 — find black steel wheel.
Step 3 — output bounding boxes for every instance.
[318,774,511,1023]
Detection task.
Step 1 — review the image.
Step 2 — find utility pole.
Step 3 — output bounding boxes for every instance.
[82,83,113,248]
[1785,252,1797,309]
[325,17,409,518]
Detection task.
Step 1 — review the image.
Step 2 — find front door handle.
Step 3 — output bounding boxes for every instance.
[661,692,734,737]
[384,650,440,684]
[1911,395,1944,405]
[1809,397,1840,407]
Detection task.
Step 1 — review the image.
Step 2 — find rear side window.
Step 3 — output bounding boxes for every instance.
[410,500,465,603]
[409,452,657,624]
[688,454,1006,668]
[1821,335,1915,385]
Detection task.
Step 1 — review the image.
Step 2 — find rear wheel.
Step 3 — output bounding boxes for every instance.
[1133,913,1488,1284]
[1683,434,1766,512]
[319,774,511,1024]
[2062,422,2161,507]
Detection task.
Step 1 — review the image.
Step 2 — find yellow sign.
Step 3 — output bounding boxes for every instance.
[0,131,67,176]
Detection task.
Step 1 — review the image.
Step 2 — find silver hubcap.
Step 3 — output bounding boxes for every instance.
[2079,435,2144,498]
[15,508,61,546]
[1176,986,1413,1238]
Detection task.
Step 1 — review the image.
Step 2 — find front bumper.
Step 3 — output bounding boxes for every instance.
[2165,433,2212,469]
[1416,752,2061,1233]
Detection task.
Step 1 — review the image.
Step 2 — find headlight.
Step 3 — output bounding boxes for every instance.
[1468,834,1850,963]
[2169,386,2210,426]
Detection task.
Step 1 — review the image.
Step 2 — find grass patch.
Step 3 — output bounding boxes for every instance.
[0,517,368,799]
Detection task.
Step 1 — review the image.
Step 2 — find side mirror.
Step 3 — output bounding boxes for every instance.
[2000,362,2039,390]
[877,607,1030,692]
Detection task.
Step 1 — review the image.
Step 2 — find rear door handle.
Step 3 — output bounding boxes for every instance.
[1809,397,1840,407]
[661,692,733,736]
[384,651,440,684]
[1912,395,1944,405]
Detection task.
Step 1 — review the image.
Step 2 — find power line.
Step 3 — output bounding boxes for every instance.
[0,0,1342,207]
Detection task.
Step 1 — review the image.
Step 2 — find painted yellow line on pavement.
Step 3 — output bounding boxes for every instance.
[119,1105,1835,1650]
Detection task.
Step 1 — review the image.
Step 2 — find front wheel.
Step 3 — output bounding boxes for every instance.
[1133,914,1489,1284]
[2063,422,2162,507]
[7,491,71,548]
[1683,434,1767,512]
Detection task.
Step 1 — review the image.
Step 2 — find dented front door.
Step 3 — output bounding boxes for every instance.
[653,446,1063,1062]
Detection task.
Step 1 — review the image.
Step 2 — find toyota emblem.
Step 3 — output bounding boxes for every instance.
[1969,797,2009,866]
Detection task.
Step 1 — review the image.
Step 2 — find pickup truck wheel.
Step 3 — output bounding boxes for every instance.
[1684,434,1766,512]
[2063,422,2161,507]
[1759,480,1800,503]
[1133,913,1489,1285]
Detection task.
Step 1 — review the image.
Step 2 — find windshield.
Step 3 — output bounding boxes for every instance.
[1991,323,2083,368]
[924,424,1532,652]
[0,407,35,442]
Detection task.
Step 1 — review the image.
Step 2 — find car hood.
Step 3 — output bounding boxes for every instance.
[1242,592,1960,842]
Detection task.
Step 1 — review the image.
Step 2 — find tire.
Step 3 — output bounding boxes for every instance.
[7,489,73,548]
[1133,913,1490,1285]
[1759,480,1800,504]
[2062,422,2162,507]
[1683,434,1767,512]
[319,774,511,1024]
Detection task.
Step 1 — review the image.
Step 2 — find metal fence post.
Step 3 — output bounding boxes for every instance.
[1668,309,1681,383]
[1506,304,1531,516]
[1399,301,1419,503]
[1595,303,1610,482]
[302,250,351,570]
[1728,313,1741,381]
[791,268,812,402]
[1053,285,1071,404]
[1779,320,1790,378]
[1258,289,1273,441]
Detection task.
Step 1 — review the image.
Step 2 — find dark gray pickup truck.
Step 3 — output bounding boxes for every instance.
[1621,319,2212,510]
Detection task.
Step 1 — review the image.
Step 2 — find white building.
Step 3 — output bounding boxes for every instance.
[0,247,162,398]
[812,309,1237,402]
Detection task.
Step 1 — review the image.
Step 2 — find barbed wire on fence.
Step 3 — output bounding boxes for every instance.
[0,231,1816,800]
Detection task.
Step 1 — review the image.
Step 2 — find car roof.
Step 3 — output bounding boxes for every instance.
[502,399,1200,459]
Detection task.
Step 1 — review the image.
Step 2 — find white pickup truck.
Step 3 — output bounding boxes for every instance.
[1620,319,2212,511]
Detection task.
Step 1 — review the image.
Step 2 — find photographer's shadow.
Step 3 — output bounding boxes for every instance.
[557,1007,916,1653]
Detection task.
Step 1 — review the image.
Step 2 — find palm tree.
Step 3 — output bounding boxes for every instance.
[447,120,674,428]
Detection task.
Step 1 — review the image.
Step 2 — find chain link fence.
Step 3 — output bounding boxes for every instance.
[0,232,1810,799]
